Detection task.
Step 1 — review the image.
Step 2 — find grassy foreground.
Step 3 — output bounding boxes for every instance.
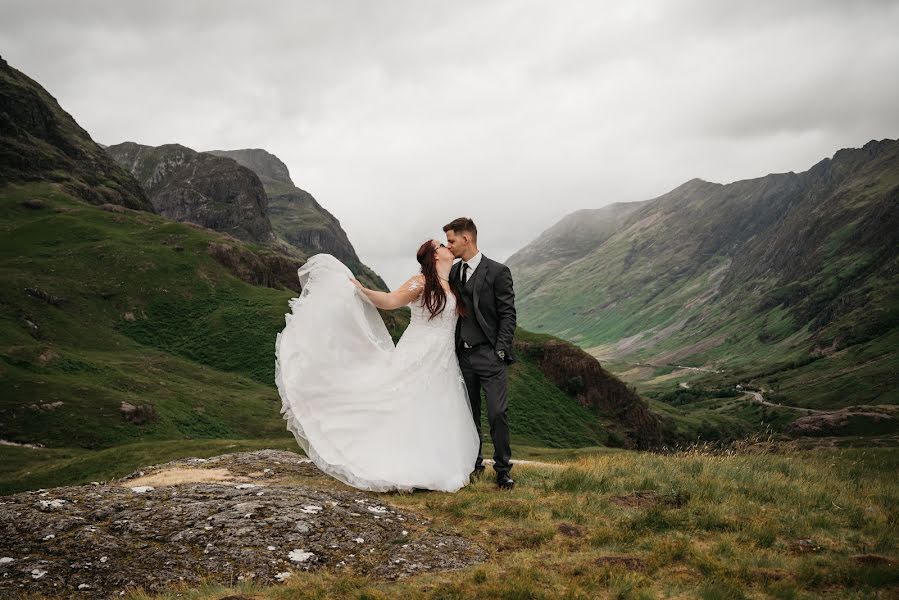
[5,440,895,599]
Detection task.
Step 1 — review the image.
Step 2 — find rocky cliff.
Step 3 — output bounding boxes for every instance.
[206,148,292,189]
[106,142,275,243]
[206,148,365,267]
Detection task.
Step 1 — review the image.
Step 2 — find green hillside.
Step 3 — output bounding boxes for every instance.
[508,201,646,298]
[511,141,899,420]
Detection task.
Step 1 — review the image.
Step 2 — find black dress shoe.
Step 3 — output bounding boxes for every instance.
[496,473,514,489]
[472,465,486,478]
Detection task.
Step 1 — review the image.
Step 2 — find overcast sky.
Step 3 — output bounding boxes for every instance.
[3,0,898,287]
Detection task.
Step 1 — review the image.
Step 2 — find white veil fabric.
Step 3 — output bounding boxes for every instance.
[274,253,480,493]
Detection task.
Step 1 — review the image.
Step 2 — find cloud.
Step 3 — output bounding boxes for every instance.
[2,0,898,286]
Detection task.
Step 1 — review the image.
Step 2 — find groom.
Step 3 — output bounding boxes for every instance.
[443,217,517,490]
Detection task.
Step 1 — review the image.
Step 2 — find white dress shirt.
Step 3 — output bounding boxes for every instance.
[460,251,482,282]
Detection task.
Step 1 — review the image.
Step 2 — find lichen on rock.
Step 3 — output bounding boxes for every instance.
[0,450,487,598]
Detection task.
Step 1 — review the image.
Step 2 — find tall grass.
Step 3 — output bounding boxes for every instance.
[98,442,899,599]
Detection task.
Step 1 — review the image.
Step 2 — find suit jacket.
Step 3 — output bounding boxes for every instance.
[451,255,517,365]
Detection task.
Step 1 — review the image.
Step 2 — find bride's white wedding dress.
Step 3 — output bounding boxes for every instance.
[274,253,481,493]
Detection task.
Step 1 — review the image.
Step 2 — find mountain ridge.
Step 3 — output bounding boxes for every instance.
[510,137,899,414]
[207,148,365,267]
[106,141,276,244]
[0,55,151,211]
[206,148,293,188]
[106,141,387,289]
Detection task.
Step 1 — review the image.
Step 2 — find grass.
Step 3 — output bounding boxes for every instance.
[26,440,894,599]
[505,353,608,448]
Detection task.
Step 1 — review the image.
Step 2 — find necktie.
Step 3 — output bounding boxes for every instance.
[461,262,469,286]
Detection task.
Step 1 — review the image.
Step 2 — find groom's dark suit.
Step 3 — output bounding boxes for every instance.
[450,254,516,477]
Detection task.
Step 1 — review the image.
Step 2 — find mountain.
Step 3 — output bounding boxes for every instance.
[106,142,275,244]
[0,57,660,457]
[0,55,151,211]
[511,139,899,414]
[206,148,367,268]
[205,148,291,188]
[106,143,388,289]
[507,200,646,298]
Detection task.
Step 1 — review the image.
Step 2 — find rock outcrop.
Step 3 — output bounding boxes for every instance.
[206,241,306,293]
[106,142,275,244]
[0,450,487,599]
[207,148,366,268]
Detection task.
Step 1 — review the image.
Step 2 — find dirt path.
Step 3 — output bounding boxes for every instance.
[483,458,564,469]
[672,364,725,374]
[742,390,826,414]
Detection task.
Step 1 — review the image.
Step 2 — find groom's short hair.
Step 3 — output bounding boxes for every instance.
[443,217,477,242]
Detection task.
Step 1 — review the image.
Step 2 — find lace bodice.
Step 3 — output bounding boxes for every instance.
[390,277,461,382]
[408,287,458,336]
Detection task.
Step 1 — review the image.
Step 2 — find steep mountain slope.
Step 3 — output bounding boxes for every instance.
[507,200,646,297]
[0,55,151,211]
[205,149,380,282]
[106,143,390,290]
[106,142,275,244]
[205,148,291,189]
[513,139,899,409]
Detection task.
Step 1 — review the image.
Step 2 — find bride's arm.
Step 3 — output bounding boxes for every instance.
[350,275,423,310]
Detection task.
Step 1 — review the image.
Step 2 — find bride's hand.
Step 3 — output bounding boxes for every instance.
[349,277,364,290]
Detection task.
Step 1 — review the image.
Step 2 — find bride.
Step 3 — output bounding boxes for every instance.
[274,239,481,493]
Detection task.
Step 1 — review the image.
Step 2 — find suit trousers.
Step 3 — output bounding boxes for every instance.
[457,344,512,476]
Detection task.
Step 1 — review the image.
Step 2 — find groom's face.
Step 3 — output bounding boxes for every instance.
[445,230,467,258]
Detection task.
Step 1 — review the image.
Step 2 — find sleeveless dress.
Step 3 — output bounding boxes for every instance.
[274,253,481,493]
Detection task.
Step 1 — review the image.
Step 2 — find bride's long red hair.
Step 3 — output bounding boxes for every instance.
[416,240,466,320]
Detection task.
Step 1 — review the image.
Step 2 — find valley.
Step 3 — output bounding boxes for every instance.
[508,142,899,443]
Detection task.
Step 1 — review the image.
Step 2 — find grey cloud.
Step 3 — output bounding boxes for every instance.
[1,0,897,286]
